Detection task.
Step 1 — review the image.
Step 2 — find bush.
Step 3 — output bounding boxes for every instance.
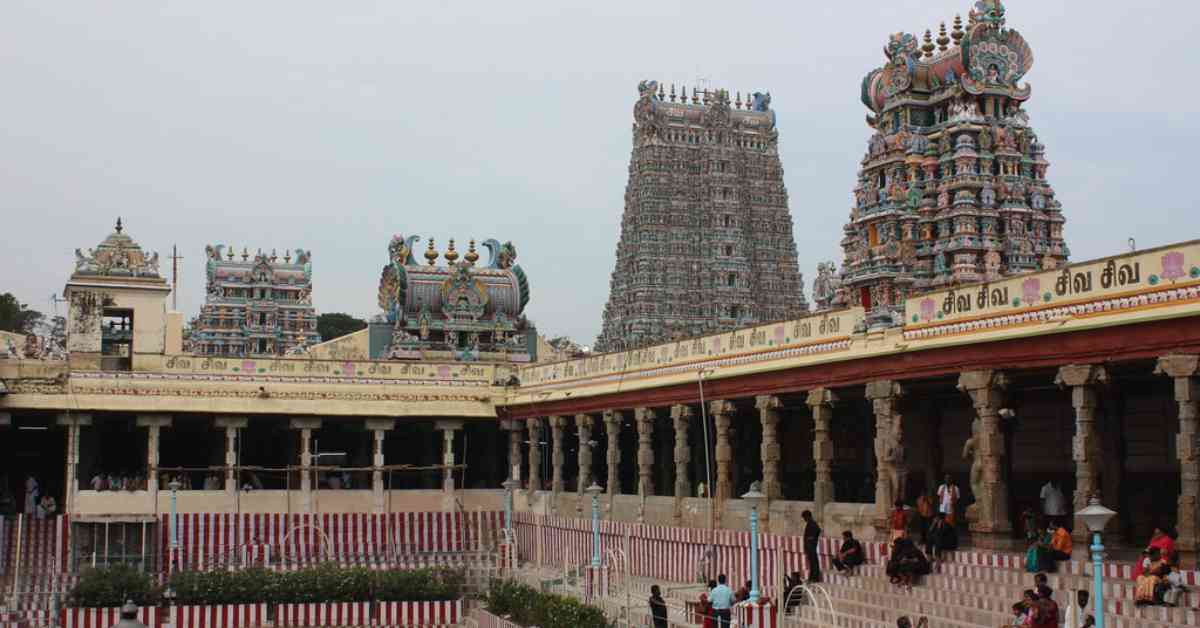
[161,564,463,606]
[486,580,609,628]
[67,565,163,608]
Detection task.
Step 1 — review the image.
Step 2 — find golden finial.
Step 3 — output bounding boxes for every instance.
[937,22,950,51]
[270,248,278,262]
[115,217,123,233]
[658,82,665,99]
[951,15,965,45]
[692,88,700,104]
[735,91,742,109]
[241,247,250,261]
[670,83,676,102]
[922,30,936,58]
[227,245,234,260]
[465,239,479,265]
[284,249,291,263]
[444,238,459,264]
[424,238,439,266]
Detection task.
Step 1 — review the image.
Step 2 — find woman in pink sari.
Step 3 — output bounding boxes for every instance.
[1134,527,1177,579]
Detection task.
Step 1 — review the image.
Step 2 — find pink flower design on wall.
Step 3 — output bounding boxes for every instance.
[242,360,255,372]
[919,298,936,322]
[1022,278,1041,305]
[1162,252,1186,281]
[774,325,786,343]
[343,361,355,375]
[438,365,451,378]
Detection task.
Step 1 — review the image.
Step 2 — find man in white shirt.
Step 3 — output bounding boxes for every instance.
[936,474,959,516]
[1040,481,1066,518]
[709,574,734,628]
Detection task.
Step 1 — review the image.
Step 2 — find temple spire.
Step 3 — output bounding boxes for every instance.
[115,217,123,234]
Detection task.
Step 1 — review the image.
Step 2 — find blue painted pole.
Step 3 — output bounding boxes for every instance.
[504,486,513,533]
[749,505,760,604]
[1092,531,1104,628]
[591,492,601,567]
[170,486,179,550]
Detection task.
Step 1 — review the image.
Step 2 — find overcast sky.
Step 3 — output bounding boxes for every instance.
[1,1,1195,344]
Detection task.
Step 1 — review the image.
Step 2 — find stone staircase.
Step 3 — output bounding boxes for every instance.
[556,541,1200,628]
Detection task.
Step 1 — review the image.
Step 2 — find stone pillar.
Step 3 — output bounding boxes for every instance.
[957,370,1012,536]
[290,418,322,513]
[575,414,594,493]
[214,416,248,494]
[526,418,543,492]
[503,420,524,482]
[866,381,906,523]
[670,404,693,524]
[807,389,837,515]
[602,410,622,497]
[756,395,783,500]
[437,420,463,493]
[1055,364,1109,541]
[1157,354,1200,555]
[634,407,656,496]
[56,413,92,514]
[549,416,566,493]
[137,415,173,494]
[710,400,736,502]
[365,418,395,513]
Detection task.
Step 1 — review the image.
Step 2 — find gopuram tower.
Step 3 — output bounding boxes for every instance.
[837,0,1068,321]
[595,81,806,352]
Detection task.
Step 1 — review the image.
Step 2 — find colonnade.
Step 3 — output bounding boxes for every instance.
[506,356,1200,552]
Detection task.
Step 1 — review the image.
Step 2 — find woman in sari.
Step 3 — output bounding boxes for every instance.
[698,580,715,628]
[1134,548,1169,605]
[1134,528,1177,578]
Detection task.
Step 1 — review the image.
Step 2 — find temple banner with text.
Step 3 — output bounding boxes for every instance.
[904,240,1200,327]
[521,307,863,387]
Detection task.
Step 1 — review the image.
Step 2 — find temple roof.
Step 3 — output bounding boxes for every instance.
[71,218,164,283]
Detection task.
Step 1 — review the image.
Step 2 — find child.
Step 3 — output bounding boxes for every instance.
[1007,601,1027,627]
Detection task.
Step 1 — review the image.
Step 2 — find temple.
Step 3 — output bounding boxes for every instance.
[3,3,1200,628]
[192,244,320,356]
[595,81,806,352]
[838,0,1066,321]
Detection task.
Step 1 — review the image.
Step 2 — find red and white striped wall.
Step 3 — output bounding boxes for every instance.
[377,600,463,626]
[173,604,268,628]
[472,608,523,628]
[735,601,776,628]
[61,606,158,628]
[162,511,502,571]
[275,602,372,627]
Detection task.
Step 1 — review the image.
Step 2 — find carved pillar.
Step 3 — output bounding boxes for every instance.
[670,404,692,524]
[710,400,736,503]
[957,370,1011,536]
[575,414,594,493]
[807,389,837,516]
[603,410,622,496]
[56,413,92,514]
[1055,364,1109,541]
[290,418,322,513]
[137,415,173,494]
[634,408,656,496]
[437,420,463,493]
[366,418,395,513]
[526,418,543,492]
[866,381,905,524]
[503,420,524,483]
[1157,354,1200,555]
[214,416,248,495]
[756,395,783,500]
[549,416,566,493]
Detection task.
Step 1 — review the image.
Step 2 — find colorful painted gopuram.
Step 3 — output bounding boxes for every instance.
[192,245,320,356]
[838,0,1066,322]
[375,236,533,362]
[595,81,806,352]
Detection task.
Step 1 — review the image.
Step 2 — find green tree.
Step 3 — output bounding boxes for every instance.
[0,293,44,334]
[316,313,367,342]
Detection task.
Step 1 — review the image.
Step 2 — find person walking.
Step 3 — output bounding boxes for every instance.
[802,510,823,583]
[709,575,734,628]
[649,585,668,628]
[936,475,959,526]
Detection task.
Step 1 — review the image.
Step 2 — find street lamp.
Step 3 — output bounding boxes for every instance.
[742,482,766,605]
[1076,496,1116,628]
[585,482,604,567]
[168,479,181,572]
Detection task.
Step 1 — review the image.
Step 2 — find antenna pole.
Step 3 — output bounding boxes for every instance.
[170,245,183,311]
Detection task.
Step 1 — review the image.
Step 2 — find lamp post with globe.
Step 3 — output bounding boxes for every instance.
[1075,496,1116,628]
[742,483,766,605]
